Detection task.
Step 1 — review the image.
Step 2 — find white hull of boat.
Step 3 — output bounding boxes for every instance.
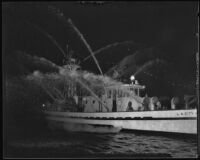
[44,109,197,134]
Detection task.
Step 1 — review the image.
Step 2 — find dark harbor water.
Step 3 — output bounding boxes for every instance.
[5,129,197,158]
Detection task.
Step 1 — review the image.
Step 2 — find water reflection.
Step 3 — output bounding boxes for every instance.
[7,130,197,158]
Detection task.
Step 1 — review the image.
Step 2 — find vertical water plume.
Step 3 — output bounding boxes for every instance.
[28,71,63,102]
[83,41,134,62]
[47,5,108,99]
[28,68,110,111]
[25,21,67,59]
[72,75,109,111]
[47,5,106,93]
[47,5,103,75]
[134,59,166,77]
[67,18,104,76]
[66,18,108,100]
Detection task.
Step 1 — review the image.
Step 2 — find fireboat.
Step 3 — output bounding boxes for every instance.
[43,58,197,134]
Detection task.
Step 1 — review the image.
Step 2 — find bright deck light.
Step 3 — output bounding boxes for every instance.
[130,75,135,81]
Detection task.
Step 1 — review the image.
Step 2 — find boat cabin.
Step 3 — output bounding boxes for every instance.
[83,83,146,112]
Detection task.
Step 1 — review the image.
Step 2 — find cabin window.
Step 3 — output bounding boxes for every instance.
[122,92,125,97]
[125,92,130,97]
[122,92,128,97]
[133,89,140,96]
[93,100,95,104]
[137,89,140,96]
[125,93,127,97]
[85,100,87,104]
[113,90,117,98]
[134,89,137,96]
[130,88,136,95]
[118,90,122,98]
[107,90,111,98]
[123,92,126,97]
[140,90,145,97]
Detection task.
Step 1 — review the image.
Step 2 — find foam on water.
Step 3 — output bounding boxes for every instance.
[63,123,121,133]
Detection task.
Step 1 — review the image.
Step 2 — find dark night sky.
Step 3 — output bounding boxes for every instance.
[3,2,199,145]
[3,1,198,76]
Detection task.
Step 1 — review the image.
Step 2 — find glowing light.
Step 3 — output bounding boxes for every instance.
[130,75,135,81]
[42,104,45,107]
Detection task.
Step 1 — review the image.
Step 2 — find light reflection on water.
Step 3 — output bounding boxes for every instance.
[8,130,197,158]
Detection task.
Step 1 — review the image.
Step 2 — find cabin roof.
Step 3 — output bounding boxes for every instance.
[106,83,145,90]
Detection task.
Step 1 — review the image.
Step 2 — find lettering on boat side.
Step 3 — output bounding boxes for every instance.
[176,111,193,116]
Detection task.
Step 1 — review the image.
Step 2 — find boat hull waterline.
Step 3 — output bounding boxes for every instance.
[44,109,197,134]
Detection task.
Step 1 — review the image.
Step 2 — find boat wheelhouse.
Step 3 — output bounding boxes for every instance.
[82,82,145,113]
